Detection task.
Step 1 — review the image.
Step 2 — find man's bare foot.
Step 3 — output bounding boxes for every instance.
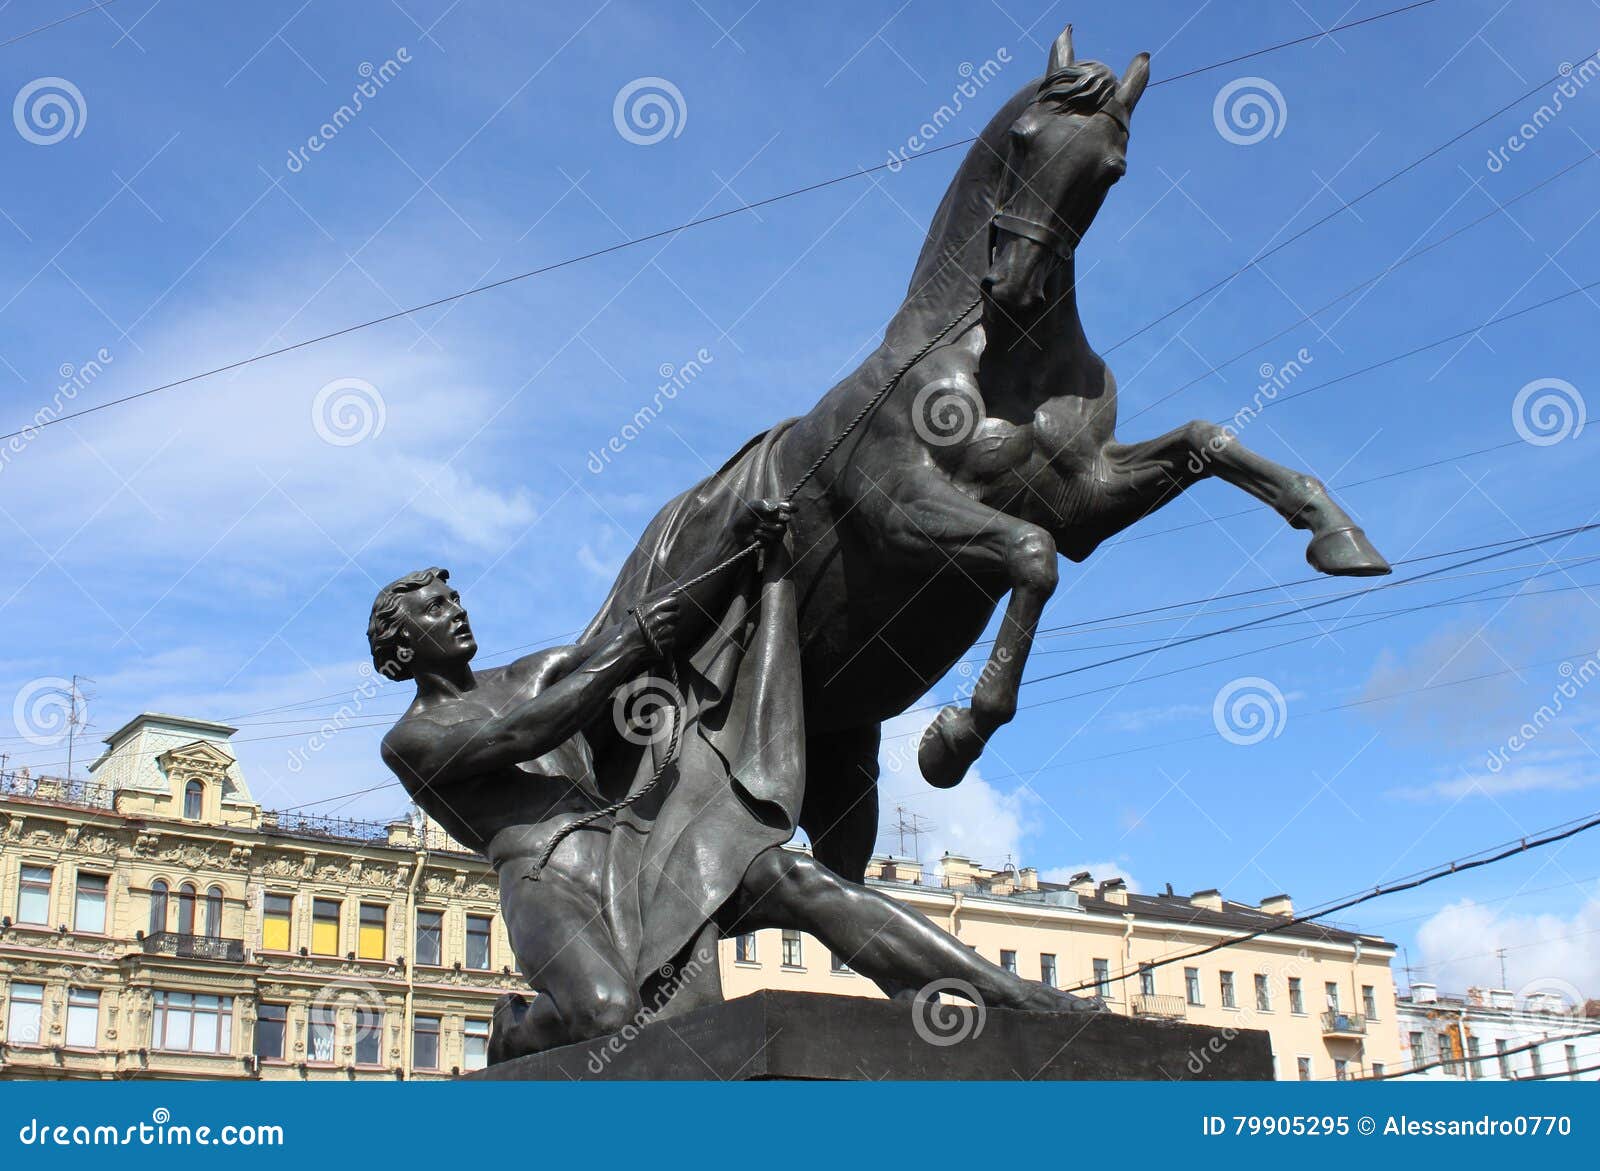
[487,992,531,1065]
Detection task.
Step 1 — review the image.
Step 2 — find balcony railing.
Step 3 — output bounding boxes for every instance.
[0,770,114,810]
[1321,1010,1368,1037]
[1132,994,1187,1019]
[141,932,245,963]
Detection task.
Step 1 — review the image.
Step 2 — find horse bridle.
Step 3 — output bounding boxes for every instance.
[989,94,1132,266]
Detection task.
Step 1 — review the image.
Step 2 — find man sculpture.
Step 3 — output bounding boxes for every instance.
[371,497,1093,1062]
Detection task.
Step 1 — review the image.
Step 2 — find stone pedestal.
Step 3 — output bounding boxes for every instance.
[466,990,1275,1081]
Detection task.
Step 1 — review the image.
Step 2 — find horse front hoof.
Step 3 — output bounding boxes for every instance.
[1306,526,1391,577]
[918,705,985,788]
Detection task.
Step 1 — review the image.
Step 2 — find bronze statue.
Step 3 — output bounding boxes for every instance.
[372,25,1390,1064]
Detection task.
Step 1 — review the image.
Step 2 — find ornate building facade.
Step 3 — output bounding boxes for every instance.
[2,712,1410,1081]
[0,714,521,1080]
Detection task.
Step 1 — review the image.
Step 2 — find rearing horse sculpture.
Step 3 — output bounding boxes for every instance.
[605,26,1390,891]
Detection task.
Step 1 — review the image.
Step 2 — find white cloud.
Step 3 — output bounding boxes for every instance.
[1388,752,1597,801]
[1414,893,1600,999]
[1040,862,1142,892]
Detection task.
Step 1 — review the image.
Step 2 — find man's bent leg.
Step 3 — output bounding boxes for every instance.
[491,857,643,1061]
[729,848,1100,1013]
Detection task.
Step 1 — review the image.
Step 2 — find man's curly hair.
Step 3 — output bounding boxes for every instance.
[367,566,449,681]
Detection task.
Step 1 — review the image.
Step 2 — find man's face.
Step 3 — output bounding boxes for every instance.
[399,578,477,671]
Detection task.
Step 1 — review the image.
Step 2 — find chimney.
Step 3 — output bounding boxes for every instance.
[1411,982,1437,1004]
[1017,866,1039,892]
[1258,893,1293,917]
[1190,888,1223,913]
[1489,989,1515,1010]
[1098,877,1129,906]
[1067,871,1095,897]
[863,855,889,881]
[941,853,978,888]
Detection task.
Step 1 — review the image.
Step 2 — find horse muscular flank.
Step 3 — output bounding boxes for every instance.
[631,25,1393,887]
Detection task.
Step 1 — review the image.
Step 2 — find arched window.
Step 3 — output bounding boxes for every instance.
[183,780,204,819]
[148,880,169,936]
[204,886,223,938]
[177,882,197,935]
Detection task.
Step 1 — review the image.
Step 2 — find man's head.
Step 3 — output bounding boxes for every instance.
[367,567,477,681]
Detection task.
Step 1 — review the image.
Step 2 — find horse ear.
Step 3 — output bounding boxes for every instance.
[1116,52,1150,113]
[1047,24,1075,74]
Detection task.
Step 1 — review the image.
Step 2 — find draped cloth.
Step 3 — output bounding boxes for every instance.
[579,422,806,985]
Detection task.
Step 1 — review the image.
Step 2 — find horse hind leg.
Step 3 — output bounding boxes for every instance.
[799,725,883,885]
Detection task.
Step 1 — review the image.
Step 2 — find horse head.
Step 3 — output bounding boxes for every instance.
[983,26,1149,319]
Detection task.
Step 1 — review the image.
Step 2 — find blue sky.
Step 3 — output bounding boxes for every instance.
[2,0,1598,996]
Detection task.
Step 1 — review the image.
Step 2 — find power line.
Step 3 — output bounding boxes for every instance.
[1061,809,1600,994]
[1103,61,1577,355]
[0,0,1480,442]
[0,0,120,49]
[1355,1025,1600,1081]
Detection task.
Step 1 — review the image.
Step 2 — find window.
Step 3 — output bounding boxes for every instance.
[464,1019,490,1071]
[1138,965,1155,997]
[152,991,233,1054]
[183,779,203,819]
[1496,1038,1511,1078]
[1219,970,1236,1009]
[1092,958,1110,998]
[255,1003,287,1060]
[1324,981,1340,1011]
[6,982,43,1045]
[1567,1044,1579,1078]
[1467,1035,1482,1079]
[354,1008,382,1066]
[66,988,100,1048]
[1254,973,1271,1012]
[311,898,340,955]
[1361,984,1377,1019]
[734,933,757,964]
[781,928,803,968]
[1000,949,1018,975]
[359,904,387,960]
[1184,967,1202,1005]
[74,873,108,934]
[830,949,851,973]
[415,909,442,966]
[465,914,492,969]
[1040,954,1057,987]
[1372,1062,1386,1078]
[413,1015,440,1069]
[1438,1032,1458,1076]
[1288,977,1305,1014]
[308,1006,336,1063]
[1408,1031,1424,1058]
[1529,1048,1542,1078]
[204,886,223,938]
[18,865,51,924]
[1334,1058,1348,1081]
[262,894,292,951]
[177,883,196,935]
[149,880,169,936]
[1296,1056,1311,1081]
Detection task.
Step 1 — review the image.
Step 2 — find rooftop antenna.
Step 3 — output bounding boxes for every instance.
[889,805,935,863]
[1496,947,1509,990]
[64,674,94,781]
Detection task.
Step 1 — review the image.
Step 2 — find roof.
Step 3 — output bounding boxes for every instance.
[1068,887,1391,949]
[98,712,240,746]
